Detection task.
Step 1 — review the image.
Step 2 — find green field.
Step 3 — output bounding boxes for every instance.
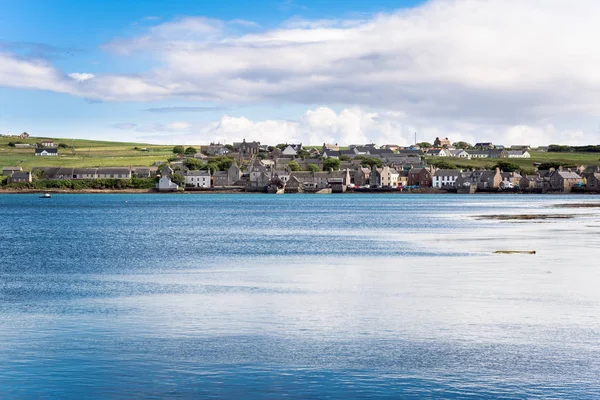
[0,136,191,169]
[427,151,600,172]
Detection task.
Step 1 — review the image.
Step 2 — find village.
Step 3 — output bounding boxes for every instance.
[1,135,600,194]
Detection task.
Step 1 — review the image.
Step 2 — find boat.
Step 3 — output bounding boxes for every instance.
[275,187,285,195]
[39,193,52,198]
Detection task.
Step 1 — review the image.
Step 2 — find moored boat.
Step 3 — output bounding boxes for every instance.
[39,193,52,198]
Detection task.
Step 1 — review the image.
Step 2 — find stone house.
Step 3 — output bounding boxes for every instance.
[7,171,32,183]
[233,139,260,157]
[408,168,432,187]
[369,166,399,187]
[477,168,502,190]
[353,167,370,186]
[548,169,584,192]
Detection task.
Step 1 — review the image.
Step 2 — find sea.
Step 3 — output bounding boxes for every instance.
[0,193,599,399]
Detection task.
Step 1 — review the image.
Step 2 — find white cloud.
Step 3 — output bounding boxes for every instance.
[69,72,95,82]
[5,1,600,144]
[127,106,588,147]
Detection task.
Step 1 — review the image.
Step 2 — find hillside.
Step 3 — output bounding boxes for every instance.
[0,136,185,170]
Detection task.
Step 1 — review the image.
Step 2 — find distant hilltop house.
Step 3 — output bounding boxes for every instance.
[233,139,260,157]
[322,143,339,152]
[35,148,58,156]
[433,137,451,147]
[474,142,495,149]
[282,143,303,156]
[19,132,30,139]
[39,139,57,147]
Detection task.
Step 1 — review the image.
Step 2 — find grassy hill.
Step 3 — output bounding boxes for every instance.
[0,136,185,170]
[427,151,600,172]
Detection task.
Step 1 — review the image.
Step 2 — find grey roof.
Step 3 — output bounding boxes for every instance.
[184,170,211,176]
[434,169,460,177]
[35,148,58,154]
[96,168,131,175]
[556,171,582,179]
[10,172,30,179]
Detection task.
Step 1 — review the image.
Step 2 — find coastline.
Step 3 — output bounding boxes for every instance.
[0,188,597,195]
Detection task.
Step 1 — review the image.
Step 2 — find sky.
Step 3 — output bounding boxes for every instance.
[1,0,600,146]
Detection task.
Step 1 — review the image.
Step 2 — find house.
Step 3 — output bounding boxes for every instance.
[328,178,346,193]
[536,146,549,152]
[396,149,424,156]
[369,166,400,187]
[14,143,32,148]
[549,169,583,192]
[204,143,230,156]
[2,166,22,176]
[322,143,339,152]
[156,176,179,191]
[520,175,547,190]
[432,169,460,188]
[282,145,300,156]
[510,145,531,151]
[233,139,260,157]
[7,171,32,183]
[467,150,490,159]
[184,170,211,188]
[40,140,56,147]
[426,148,450,157]
[500,171,522,188]
[433,137,451,147]
[19,132,30,139]
[506,150,531,158]
[193,153,209,161]
[448,149,471,159]
[35,148,58,156]
[353,167,371,186]
[322,150,341,159]
[132,168,155,178]
[474,142,495,149]
[584,172,600,192]
[381,144,400,152]
[477,168,502,190]
[96,168,131,179]
[408,168,432,187]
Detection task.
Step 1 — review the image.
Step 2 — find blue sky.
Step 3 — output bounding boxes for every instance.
[1,0,599,145]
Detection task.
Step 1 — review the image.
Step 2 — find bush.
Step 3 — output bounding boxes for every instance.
[4,178,157,190]
[306,164,321,172]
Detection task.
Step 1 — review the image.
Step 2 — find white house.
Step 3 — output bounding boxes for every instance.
[449,149,471,159]
[184,170,211,188]
[506,150,531,158]
[433,169,461,188]
[156,176,179,191]
[35,148,58,156]
[426,148,450,157]
[282,145,298,156]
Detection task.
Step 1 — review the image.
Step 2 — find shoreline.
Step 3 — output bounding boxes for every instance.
[0,188,598,195]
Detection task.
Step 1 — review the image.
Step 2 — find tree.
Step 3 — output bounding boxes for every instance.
[171,173,185,186]
[296,149,311,159]
[225,144,234,151]
[183,158,205,170]
[494,161,520,172]
[417,142,432,149]
[339,155,351,161]
[431,160,457,169]
[323,157,341,171]
[355,156,382,168]
[276,143,287,150]
[58,143,70,149]
[452,141,472,149]
[287,160,301,172]
[184,146,197,155]
[172,145,185,154]
[306,164,321,172]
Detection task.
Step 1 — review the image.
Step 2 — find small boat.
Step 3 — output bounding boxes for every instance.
[39,193,52,198]
[275,187,285,195]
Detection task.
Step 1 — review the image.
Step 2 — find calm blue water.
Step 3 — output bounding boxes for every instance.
[1,193,600,399]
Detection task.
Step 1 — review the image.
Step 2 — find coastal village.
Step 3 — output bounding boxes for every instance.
[1,134,600,194]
